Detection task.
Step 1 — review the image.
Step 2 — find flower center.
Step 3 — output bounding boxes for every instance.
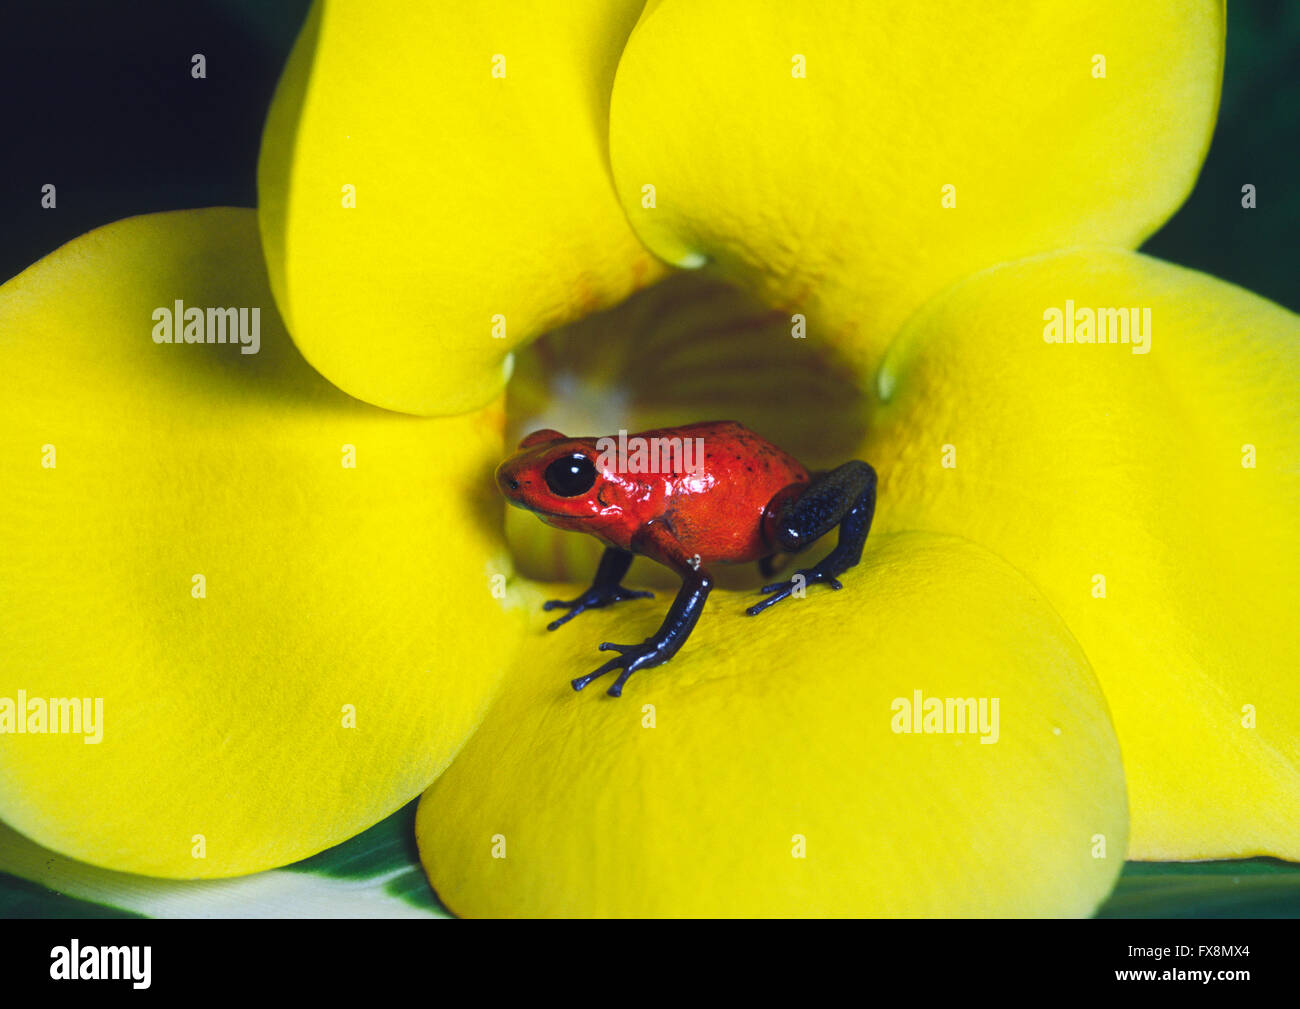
[503,272,869,588]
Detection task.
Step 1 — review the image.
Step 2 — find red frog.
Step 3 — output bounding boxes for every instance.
[496,421,877,697]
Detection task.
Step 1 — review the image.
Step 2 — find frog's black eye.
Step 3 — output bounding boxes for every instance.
[544,454,598,497]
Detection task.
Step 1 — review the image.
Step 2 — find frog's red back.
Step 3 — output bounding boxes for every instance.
[624,421,809,564]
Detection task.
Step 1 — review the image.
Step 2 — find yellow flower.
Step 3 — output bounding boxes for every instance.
[1,0,1295,917]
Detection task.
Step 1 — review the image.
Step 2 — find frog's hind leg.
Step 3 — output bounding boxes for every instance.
[747,461,877,616]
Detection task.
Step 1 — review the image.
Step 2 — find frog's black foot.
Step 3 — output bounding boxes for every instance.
[571,639,668,697]
[543,585,654,631]
[745,567,843,616]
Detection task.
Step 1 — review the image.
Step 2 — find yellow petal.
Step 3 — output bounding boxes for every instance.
[258,0,665,416]
[610,0,1223,372]
[417,533,1127,917]
[867,248,1300,860]
[0,209,524,877]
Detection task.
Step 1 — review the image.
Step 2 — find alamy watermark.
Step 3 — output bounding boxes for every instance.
[0,690,103,743]
[595,429,706,475]
[50,940,150,989]
[152,300,260,354]
[1043,300,1150,355]
[891,689,999,744]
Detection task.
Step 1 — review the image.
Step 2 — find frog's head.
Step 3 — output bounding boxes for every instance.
[496,429,619,531]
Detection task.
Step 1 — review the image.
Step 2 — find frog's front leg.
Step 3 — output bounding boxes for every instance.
[572,522,713,697]
[543,547,654,631]
[747,460,877,616]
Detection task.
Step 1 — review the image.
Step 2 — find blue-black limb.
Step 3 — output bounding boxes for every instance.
[542,547,653,631]
[747,460,877,616]
[572,521,713,697]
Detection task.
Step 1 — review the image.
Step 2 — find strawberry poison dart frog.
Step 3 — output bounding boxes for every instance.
[496,421,877,697]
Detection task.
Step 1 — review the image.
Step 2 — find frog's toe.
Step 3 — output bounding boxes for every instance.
[746,590,792,616]
[543,588,653,631]
[572,640,662,696]
[572,645,629,692]
[545,609,579,631]
[747,568,842,615]
[570,665,612,692]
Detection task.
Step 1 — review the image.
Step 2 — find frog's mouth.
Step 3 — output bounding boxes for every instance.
[510,499,566,522]
[508,495,605,529]
[502,272,867,590]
